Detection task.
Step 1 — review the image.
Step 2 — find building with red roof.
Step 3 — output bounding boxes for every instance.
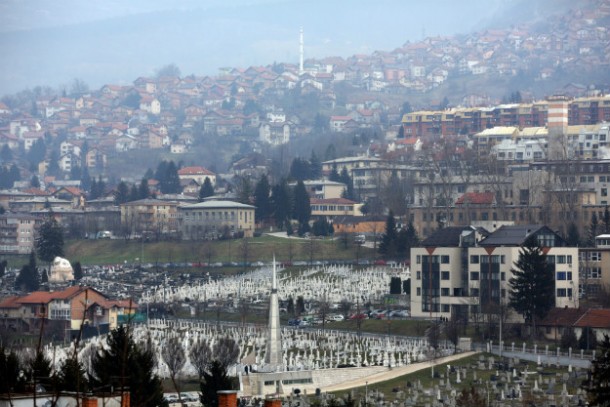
[0,286,137,338]
[177,166,216,186]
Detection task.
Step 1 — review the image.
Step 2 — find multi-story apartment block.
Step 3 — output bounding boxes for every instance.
[578,234,610,299]
[120,198,179,238]
[401,95,610,138]
[0,213,40,254]
[411,225,579,320]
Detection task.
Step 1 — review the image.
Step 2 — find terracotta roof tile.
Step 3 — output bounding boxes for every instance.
[574,309,610,329]
[0,296,22,308]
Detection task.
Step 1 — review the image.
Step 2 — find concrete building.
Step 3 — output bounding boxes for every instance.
[178,200,255,239]
[120,198,179,238]
[578,234,610,299]
[410,224,579,320]
[0,213,40,254]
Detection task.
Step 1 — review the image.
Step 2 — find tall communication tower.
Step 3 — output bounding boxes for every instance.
[299,27,304,75]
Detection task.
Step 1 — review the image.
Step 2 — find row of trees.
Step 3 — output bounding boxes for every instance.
[0,325,240,407]
[251,175,312,235]
[377,211,421,260]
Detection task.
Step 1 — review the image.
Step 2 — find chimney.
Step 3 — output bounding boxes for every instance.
[265,398,282,407]
[217,390,239,407]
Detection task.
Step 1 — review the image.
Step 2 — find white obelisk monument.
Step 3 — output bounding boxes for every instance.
[265,256,282,366]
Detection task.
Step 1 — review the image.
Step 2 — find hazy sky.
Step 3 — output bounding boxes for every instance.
[0,0,509,95]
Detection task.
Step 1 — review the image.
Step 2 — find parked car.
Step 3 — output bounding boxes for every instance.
[389,309,410,318]
[288,319,301,326]
[330,314,345,322]
[349,313,368,320]
[369,309,387,318]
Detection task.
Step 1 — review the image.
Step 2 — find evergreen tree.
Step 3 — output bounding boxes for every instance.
[73,261,83,280]
[579,326,598,350]
[15,251,39,291]
[9,164,20,186]
[69,164,82,181]
[312,218,333,236]
[0,259,7,277]
[566,222,581,246]
[329,164,341,182]
[289,157,311,181]
[0,144,12,162]
[162,160,181,194]
[309,150,322,179]
[35,216,65,265]
[379,211,398,258]
[199,177,215,201]
[129,184,140,202]
[508,237,555,336]
[30,174,41,188]
[604,206,610,234]
[339,167,355,200]
[390,276,402,294]
[324,144,336,160]
[114,181,130,205]
[587,213,599,246]
[584,334,610,406]
[28,350,54,393]
[26,138,46,167]
[138,178,150,200]
[96,175,106,198]
[253,174,271,223]
[236,176,252,204]
[292,180,311,235]
[90,326,167,407]
[199,360,234,407]
[58,356,88,392]
[271,180,292,230]
[560,327,579,350]
[47,150,61,176]
[0,345,26,393]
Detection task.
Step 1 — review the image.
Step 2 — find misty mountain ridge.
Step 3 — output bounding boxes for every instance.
[0,0,597,96]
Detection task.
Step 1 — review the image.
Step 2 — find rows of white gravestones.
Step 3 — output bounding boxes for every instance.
[45,319,438,380]
[351,354,589,407]
[140,264,405,306]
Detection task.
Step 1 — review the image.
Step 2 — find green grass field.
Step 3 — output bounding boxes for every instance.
[59,235,375,266]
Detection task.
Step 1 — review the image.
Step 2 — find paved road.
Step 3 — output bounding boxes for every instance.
[486,347,591,369]
[322,351,479,392]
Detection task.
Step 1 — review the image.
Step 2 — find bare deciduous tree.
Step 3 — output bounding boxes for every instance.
[213,337,240,369]
[189,339,212,379]
[162,337,186,404]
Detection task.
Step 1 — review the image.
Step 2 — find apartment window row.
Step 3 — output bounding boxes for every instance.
[415,255,450,264]
[581,267,602,279]
[556,271,573,280]
[556,288,573,298]
[546,255,573,264]
[184,211,238,221]
[579,252,601,262]
[470,271,506,281]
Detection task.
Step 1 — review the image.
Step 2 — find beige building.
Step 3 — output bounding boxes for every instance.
[579,234,610,299]
[301,180,346,199]
[179,200,255,239]
[0,213,40,254]
[120,198,179,238]
[310,198,363,219]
